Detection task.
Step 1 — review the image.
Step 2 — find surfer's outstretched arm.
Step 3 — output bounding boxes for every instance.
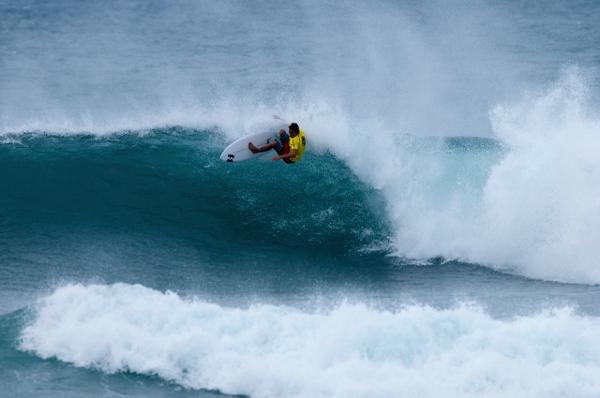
[272,148,297,162]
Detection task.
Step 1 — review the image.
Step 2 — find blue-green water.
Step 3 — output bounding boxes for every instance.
[2,1,600,397]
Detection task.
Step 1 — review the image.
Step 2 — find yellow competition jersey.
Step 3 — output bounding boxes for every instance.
[289,129,306,162]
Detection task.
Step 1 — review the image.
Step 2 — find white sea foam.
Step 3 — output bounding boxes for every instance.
[474,71,600,281]
[309,70,600,284]
[20,283,600,398]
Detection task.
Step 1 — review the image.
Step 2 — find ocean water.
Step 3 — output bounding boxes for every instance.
[2,1,600,397]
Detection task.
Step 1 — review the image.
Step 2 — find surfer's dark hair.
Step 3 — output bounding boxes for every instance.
[289,122,300,134]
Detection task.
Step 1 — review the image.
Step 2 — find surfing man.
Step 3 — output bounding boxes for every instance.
[248,122,306,164]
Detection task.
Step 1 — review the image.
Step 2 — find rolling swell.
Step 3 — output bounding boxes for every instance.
[0,128,392,311]
[0,127,389,254]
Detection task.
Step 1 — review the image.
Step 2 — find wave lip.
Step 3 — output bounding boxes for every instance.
[19,283,600,398]
[318,70,600,284]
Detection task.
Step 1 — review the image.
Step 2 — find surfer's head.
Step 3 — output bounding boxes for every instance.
[289,122,300,136]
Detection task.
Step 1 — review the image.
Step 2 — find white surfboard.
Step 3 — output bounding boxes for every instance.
[220,130,278,162]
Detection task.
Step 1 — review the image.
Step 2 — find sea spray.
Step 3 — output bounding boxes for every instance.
[315,70,600,284]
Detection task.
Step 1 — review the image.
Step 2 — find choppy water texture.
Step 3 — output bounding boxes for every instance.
[2,1,600,397]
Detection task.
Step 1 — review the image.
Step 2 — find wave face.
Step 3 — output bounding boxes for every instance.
[0,129,388,258]
[2,81,600,287]
[19,283,600,398]
[2,0,600,283]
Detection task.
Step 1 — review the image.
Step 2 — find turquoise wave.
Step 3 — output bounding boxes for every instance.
[0,128,391,255]
[0,128,398,315]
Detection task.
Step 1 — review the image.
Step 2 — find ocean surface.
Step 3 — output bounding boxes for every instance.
[2,1,600,397]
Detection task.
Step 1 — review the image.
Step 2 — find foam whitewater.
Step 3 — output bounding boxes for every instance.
[2,72,600,285]
[17,283,600,398]
[314,71,600,284]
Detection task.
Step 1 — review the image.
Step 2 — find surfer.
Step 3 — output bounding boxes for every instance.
[248,122,306,164]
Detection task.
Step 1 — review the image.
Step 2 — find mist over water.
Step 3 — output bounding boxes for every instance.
[0,0,546,135]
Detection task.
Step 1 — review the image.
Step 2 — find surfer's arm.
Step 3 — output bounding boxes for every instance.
[272,148,297,161]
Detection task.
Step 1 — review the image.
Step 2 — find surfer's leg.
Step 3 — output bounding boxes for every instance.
[268,134,288,155]
[280,142,294,164]
[277,131,293,163]
[273,130,290,155]
[248,141,276,153]
[279,130,290,145]
[275,141,293,163]
[249,130,289,154]
[273,141,285,155]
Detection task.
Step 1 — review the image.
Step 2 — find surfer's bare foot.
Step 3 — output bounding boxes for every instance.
[248,142,260,153]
